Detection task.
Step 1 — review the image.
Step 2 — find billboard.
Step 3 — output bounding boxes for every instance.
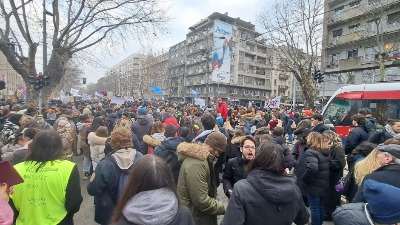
[211,21,233,83]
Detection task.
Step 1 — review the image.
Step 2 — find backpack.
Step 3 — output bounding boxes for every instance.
[290,119,296,129]
[156,144,180,183]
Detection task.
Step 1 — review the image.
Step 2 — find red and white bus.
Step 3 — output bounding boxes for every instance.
[322,82,400,139]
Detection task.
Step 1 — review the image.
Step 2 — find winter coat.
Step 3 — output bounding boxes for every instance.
[0,143,17,162]
[324,144,346,208]
[12,142,30,165]
[57,127,75,159]
[222,157,250,197]
[226,136,245,160]
[332,203,372,225]
[271,135,296,169]
[353,164,400,203]
[368,127,394,145]
[291,140,307,161]
[345,125,370,155]
[311,123,329,134]
[112,188,195,225]
[143,134,164,154]
[87,148,143,225]
[293,119,312,136]
[293,141,309,195]
[130,116,153,154]
[222,169,310,225]
[300,148,331,197]
[154,137,186,183]
[88,132,107,170]
[79,122,92,157]
[176,142,225,225]
[2,121,19,145]
[217,102,228,121]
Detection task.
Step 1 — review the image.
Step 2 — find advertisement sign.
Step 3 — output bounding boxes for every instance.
[211,20,233,83]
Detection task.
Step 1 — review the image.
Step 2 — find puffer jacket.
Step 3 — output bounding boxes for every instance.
[176,142,225,225]
[88,132,107,169]
[79,122,92,157]
[332,203,372,225]
[222,169,309,225]
[300,148,331,197]
[345,125,370,154]
[130,116,153,154]
[143,134,164,154]
[227,135,245,160]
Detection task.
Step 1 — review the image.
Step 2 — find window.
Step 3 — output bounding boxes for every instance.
[334,5,344,13]
[387,11,400,24]
[208,86,213,92]
[347,49,359,58]
[367,19,380,33]
[349,0,361,7]
[348,24,360,33]
[332,29,343,37]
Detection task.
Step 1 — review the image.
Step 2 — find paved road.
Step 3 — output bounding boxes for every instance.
[72,155,333,225]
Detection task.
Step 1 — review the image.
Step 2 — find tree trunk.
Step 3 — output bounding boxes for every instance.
[379,57,385,81]
[298,73,316,110]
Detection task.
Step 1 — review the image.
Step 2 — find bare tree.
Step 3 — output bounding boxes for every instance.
[53,60,83,94]
[0,0,170,103]
[257,0,323,109]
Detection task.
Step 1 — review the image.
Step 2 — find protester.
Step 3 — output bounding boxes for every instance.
[217,98,228,121]
[110,155,195,225]
[222,136,256,198]
[130,107,153,155]
[310,114,329,134]
[88,126,108,170]
[12,128,38,165]
[0,183,13,225]
[271,127,296,170]
[10,130,82,225]
[222,142,309,225]
[143,121,165,154]
[344,114,370,154]
[87,127,143,225]
[369,119,400,144]
[177,132,227,225]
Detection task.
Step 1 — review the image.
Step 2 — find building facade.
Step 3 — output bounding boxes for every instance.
[322,0,400,97]
[142,52,169,99]
[0,52,26,101]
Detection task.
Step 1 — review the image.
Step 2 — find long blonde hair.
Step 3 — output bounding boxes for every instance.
[323,130,343,149]
[354,149,381,185]
[307,132,330,152]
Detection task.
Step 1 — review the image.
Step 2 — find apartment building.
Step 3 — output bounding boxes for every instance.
[168,41,186,101]
[322,0,400,96]
[142,52,169,99]
[0,52,26,101]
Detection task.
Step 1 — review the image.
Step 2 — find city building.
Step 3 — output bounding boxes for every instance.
[103,53,145,98]
[182,12,272,106]
[322,0,400,97]
[0,52,26,101]
[168,41,186,101]
[142,52,169,99]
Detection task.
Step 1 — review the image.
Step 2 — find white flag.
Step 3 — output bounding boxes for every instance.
[70,88,79,96]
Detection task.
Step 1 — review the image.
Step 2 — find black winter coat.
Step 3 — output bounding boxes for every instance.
[293,141,309,196]
[345,125,369,154]
[368,128,394,145]
[271,135,296,169]
[222,157,250,197]
[222,169,310,225]
[324,144,346,208]
[312,123,329,134]
[353,164,400,203]
[300,149,331,197]
[130,116,153,154]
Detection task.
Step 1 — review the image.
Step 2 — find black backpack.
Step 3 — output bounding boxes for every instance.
[156,144,181,183]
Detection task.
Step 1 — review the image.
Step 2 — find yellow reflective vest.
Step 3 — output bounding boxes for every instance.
[11,160,75,225]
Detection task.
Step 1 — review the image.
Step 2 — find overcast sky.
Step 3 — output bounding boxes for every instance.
[83,0,269,85]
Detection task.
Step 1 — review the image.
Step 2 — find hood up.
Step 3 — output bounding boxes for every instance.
[246,169,301,204]
[123,188,178,225]
[271,135,286,145]
[136,115,150,125]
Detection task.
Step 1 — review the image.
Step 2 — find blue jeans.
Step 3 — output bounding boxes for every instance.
[288,133,293,143]
[83,156,92,175]
[308,195,324,225]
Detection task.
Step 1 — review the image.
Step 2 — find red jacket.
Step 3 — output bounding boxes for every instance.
[217,102,228,120]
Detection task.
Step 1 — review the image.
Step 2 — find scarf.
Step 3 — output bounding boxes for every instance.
[385,124,400,139]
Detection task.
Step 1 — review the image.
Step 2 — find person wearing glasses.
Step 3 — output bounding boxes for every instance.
[223,136,256,198]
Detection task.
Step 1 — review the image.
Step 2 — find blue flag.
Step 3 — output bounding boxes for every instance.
[191,89,199,98]
[150,85,165,95]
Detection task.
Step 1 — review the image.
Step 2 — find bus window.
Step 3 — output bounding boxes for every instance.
[324,98,351,126]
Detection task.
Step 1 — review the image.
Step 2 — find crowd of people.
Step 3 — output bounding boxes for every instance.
[0,98,399,225]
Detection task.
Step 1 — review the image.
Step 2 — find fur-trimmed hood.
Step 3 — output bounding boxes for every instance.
[88,132,107,146]
[231,136,245,144]
[177,142,209,161]
[143,134,163,147]
[255,126,270,135]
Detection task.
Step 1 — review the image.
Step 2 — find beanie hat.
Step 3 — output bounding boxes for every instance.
[303,109,313,117]
[216,116,223,125]
[137,107,147,116]
[364,179,400,224]
[377,144,400,159]
[205,132,227,153]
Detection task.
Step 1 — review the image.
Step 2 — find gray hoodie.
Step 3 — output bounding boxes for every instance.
[123,188,178,225]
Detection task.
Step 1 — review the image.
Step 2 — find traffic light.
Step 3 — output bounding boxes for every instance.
[0,81,5,90]
[317,71,324,83]
[35,75,43,91]
[83,78,86,84]
[43,76,50,86]
[28,76,36,84]
[313,69,319,81]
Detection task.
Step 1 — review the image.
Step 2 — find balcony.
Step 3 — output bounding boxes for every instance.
[279,74,290,80]
[278,85,289,91]
[338,56,363,70]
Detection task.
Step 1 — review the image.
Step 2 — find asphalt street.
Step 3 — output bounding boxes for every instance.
[72,155,333,225]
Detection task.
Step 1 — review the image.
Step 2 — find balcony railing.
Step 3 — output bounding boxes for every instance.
[279,74,290,80]
[278,85,289,90]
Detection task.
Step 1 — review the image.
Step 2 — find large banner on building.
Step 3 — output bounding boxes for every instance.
[211,21,233,83]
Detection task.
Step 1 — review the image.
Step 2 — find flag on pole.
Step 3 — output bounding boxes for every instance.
[191,89,199,98]
[150,85,165,95]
